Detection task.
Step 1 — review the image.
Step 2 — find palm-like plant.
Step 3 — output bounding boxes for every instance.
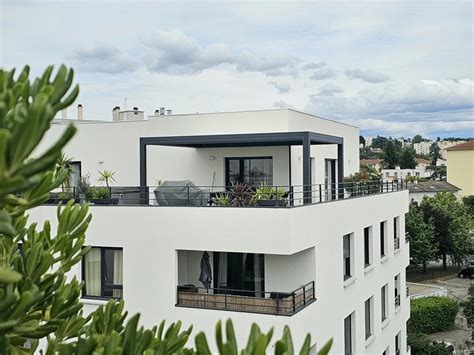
[55,153,74,193]
[97,169,116,188]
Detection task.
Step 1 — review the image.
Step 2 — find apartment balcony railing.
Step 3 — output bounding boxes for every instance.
[394,237,401,250]
[176,281,315,316]
[395,294,401,308]
[406,285,410,298]
[45,180,406,208]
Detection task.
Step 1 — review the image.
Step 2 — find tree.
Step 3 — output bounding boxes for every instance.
[399,147,418,169]
[382,140,399,169]
[0,66,334,354]
[406,203,437,272]
[429,142,441,165]
[412,134,424,144]
[371,135,388,149]
[359,135,366,147]
[420,193,473,270]
[426,165,446,181]
[463,195,474,216]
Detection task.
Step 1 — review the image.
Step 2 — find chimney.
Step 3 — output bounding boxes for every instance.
[61,108,67,119]
[159,107,165,115]
[155,109,160,116]
[112,106,120,121]
[77,104,84,120]
[133,106,139,115]
[166,109,173,115]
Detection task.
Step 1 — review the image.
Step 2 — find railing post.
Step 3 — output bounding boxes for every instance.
[224,290,227,310]
[187,185,190,205]
[319,184,322,203]
[292,292,296,314]
[312,281,315,300]
[303,285,306,306]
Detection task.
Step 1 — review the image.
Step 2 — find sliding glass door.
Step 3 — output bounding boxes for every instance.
[325,159,336,201]
[213,252,265,297]
[225,157,273,186]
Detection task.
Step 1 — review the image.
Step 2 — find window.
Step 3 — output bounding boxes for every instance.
[394,172,398,177]
[394,274,400,308]
[225,157,273,186]
[385,172,389,177]
[381,284,388,322]
[82,247,123,299]
[415,171,420,177]
[395,332,401,355]
[394,217,400,250]
[344,313,353,355]
[364,227,372,267]
[70,161,81,188]
[365,297,373,340]
[343,234,352,280]
[380,221,387,258]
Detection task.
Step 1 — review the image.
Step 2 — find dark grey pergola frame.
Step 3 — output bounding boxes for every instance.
[139,131,344,204]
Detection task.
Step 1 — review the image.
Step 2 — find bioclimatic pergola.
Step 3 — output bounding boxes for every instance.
[139,131,344,204]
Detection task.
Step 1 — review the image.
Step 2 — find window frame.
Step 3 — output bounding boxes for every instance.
[364,226,372,268]
[225,156,273,187]
[381,283,388,322]
[365,296,374,340]
[82,246,123,300]
[380,221,387,258]
[393,217,400,250]
[344,312,354,355]
[343,234,353,280]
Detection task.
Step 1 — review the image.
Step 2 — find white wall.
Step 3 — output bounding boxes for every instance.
[29,190,409,354]
[41,109,358,187]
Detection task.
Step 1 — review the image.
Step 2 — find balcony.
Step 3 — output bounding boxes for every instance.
[176,282,315,316]
[46,180,406,208]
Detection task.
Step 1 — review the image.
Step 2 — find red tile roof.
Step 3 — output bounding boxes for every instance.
[446,141,474,151]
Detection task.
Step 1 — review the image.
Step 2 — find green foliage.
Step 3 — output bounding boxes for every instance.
[426,165,446,181]
[398,146,418,169]
[462,195,474,216]
[214,193,230,207]
[382,140,400,169]
[408,297,459,334]
[97,169,116,188]
[253,184,285,201]
[371,135,389,149]
[429,143,441,165]
[89,187,111,200]
[55,153,74,193]
[407,332,451,355]
[229,183,254,207]
[420,192,473,267]
[463,285,474,329]
[344,165,382,196]
[359,146,382,160]
[0,65,92,353]
[406,203,437,269]
[412,134,424,144]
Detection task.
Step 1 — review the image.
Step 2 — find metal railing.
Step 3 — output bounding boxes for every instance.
[45,180,406,208]
[176,281,315,316]
[395,294,401,307]
[394,237,401,250]
[406,285,409,298]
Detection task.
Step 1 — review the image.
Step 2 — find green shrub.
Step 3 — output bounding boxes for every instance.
[408,297,459,334]
[89,186,111,199]
[407,332,451,355]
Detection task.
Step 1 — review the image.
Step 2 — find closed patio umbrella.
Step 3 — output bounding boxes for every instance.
[199,251,212,289]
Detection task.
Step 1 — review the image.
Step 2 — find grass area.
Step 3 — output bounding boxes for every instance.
[407,264,459,283]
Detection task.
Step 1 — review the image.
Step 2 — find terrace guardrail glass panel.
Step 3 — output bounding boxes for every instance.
[176,281,315,316]
[45,180,407,208]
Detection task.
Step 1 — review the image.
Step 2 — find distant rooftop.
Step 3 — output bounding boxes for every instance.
[407,181,460,193]
[446,141,474,151]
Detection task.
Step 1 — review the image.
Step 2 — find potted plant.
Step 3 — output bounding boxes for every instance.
[229,182,253,207]
[90,170,119,205]
[253,184,286,207]
[344,165,382,197]
[48,153,79,204]
[214,193,230,207]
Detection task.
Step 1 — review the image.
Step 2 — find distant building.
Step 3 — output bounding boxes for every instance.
[360,159,383,170]
[407,181,460,203]
[382,168,431,182]
[413,140,466,160]
[413,141,432,156]
[415,158,431,170]
[447,141,474,197]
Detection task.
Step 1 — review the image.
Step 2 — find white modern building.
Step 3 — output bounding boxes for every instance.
[31,108,410,354]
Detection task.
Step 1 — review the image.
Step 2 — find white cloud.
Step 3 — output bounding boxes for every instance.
[309,67,337,80]
[267,81,292,94]
[69,46,139,74]
[273,100,296,110]
[345,68,390,83]
[315,83,343,96]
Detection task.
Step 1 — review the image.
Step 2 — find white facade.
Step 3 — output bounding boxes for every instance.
[33,109,410,354]
[382,168,431,182]
[413,140,466,160]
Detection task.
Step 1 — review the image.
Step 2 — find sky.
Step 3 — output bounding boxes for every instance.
[1,0,473,138]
